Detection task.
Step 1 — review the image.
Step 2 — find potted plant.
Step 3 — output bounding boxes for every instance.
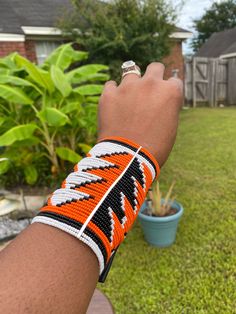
[138,181,184,247]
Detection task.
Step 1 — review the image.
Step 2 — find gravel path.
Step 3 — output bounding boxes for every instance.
[0,217,31,242]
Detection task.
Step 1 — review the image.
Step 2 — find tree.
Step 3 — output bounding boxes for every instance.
[60,0,177,80]
[192,0,236,51]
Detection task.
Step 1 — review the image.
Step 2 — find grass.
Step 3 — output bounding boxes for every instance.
[99,108,236,314]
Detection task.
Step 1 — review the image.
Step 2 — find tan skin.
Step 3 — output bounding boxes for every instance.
[0,63,183,313]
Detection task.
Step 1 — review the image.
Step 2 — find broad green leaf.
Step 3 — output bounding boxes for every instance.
[0,75,43,94]
[37,108,69,127]
[86,96,100,103]
[43,43,72,69]
[70,73,110,84]
[38,71,55,93]
[15,55,54,93]
[0,117,5,126]
[43,43,88,70]
[13,137,40,147]
[0,124,38,146]
[0,68,11,76]
[0,76,32,86]
[74,84,104,96]
[67,92,84,103]
[0,52,18,70]
[72,50,88,62]
[56,147,82,163]
[67,64,108,82]
[24,164,38,185]
[0,158,11,174]
[0,84,33,105]
[50,65,72,97]
[78,143,92,154]
[61,101,82,114]
[85,103,97,110]
[78,118,87,128]
[68,64,108,77]
[42,92,60,109]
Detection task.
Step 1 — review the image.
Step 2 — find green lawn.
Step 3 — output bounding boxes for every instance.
[99,108,236,314]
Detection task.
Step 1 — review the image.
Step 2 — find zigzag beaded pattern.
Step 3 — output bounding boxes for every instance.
[32,138,159,274]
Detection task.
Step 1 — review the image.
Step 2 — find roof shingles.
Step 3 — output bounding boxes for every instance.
[196,27,236,57]
[0,0,73,34]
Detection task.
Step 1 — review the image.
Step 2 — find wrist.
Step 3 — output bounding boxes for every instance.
[97,134,160,165]
[32,137,160,278]
[97,136,160,176]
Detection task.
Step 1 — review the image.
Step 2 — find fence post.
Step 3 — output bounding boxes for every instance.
[214,59,219,107]
[209,59,215,107]
[192,58,196,107]
[227,58,236,105]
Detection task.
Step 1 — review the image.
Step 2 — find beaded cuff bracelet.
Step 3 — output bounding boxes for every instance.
[32,137,160,281]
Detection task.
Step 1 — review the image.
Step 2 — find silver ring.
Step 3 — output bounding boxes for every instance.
[121,60,141,78]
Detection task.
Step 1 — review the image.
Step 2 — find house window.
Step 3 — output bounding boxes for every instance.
[35,41,61,64]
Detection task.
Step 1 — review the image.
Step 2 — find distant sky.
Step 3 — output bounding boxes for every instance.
[176,0,221,54]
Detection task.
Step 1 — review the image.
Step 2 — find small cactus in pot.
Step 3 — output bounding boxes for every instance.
[145,181,176,217]
[138,180,184,247]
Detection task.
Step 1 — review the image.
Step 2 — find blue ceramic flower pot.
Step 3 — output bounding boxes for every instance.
[138,200,184,247]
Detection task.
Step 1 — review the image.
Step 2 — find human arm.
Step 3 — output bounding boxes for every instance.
[0,62,183,313]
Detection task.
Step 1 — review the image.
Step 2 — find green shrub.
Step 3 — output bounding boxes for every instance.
[60,0,176,80]
[0,43,109,188]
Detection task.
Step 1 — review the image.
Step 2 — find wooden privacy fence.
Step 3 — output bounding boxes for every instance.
[185,57,236,107]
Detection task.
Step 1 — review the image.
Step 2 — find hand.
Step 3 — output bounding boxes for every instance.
[98,62,183,167]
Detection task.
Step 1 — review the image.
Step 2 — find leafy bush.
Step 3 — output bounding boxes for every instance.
[60,0,176,80]
[0,43,109,188]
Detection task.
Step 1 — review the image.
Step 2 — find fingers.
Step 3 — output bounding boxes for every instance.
[143,62,165,80]
[104,80,117,91]
[120,62,141,85]
[167,77,184,109]
[103,65,182,101]
[167,77,183,92]
[99,80,117,108]
[101,80,117,97]
[120,65,141,85]
[121,72,141,84]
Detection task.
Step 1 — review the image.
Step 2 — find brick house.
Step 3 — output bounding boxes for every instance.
[0,0,191,79]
